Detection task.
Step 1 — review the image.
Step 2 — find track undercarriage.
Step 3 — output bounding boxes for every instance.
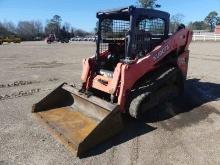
[32,6,192,157]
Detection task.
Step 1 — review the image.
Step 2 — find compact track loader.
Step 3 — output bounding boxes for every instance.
[33,6,192,157]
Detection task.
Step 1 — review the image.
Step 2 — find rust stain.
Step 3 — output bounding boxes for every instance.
[38,107,98,149]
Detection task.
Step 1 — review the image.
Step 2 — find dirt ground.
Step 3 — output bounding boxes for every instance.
[0,41,220,165]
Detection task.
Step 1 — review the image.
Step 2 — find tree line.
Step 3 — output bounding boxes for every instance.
[189,11,220,31]
[0,15,93,41]
[1,0,220,41]
[138,0,220,32]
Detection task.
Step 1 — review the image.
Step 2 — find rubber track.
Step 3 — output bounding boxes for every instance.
[128,67,179,118]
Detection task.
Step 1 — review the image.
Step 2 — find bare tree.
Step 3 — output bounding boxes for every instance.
[170,14,185,33]
[137,0,161,8]
[33,20,43,35]
[17,21,40,40]
[74,29,89,37]
[0,22,12,36]
[0,22,15,37]
[188,21,209,30]
[63,22,71,32]
[3,21,16,34]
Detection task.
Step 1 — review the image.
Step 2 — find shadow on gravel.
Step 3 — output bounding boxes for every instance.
[81,116,157,158]
[81,78,220,158]
[139,78,220,131]
[141,78,220,124]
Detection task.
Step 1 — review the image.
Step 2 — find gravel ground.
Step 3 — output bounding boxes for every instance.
[0,41,220,165]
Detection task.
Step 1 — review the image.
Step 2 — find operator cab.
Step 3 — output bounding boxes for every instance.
[96,6,170,76]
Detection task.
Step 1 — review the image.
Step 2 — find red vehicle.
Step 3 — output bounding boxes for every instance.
[45,34,56,44]
[33,6,192,157]
[46,28,71,44]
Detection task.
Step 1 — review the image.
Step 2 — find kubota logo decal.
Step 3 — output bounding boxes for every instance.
[153,45,170,61]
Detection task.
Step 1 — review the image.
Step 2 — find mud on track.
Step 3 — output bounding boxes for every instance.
[0,41,220,165]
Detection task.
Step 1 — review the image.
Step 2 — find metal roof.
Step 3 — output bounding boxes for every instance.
[96,6,170,21]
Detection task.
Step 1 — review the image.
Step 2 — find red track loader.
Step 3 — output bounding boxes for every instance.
[46,34,56,44]
[32,6,192,157]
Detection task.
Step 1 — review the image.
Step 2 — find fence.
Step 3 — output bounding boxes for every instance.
[192,33,220,41]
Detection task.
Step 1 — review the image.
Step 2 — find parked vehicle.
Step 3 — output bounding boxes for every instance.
[45,34,56,44]
[0,36,21,44]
